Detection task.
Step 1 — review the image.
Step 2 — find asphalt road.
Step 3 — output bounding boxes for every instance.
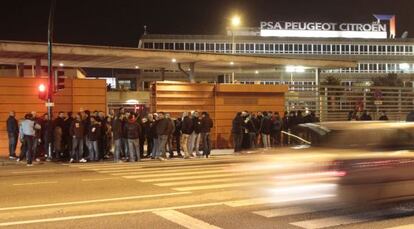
[1,153,414,229]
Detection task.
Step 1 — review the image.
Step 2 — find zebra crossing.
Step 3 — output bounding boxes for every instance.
[68,158,414,229]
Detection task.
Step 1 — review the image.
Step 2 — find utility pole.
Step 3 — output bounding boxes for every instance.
[47,0,56,160]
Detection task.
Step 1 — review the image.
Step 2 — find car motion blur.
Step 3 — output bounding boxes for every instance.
[258,121,414,205]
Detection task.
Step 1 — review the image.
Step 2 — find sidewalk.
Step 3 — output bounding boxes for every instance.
[0,149,236,166]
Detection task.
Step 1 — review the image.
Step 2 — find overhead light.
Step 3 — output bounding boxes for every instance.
[171,58,177,63]
[255,70,259,74]
[399,63,410,70]
[286,65,305,73]
[126,99,139,104]
[59,62,64,67]
[230,61,234,65]
[231,15,241,27]
[135,66,139,69]
[187,68,191,71]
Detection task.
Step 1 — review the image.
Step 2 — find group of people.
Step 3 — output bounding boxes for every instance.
[347,110,389,121]
[231,110,319,152]
[6,109,213,166]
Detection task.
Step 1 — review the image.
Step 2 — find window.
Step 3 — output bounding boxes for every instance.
[285,44,293,53]
[360,45,368,54]
[332,45,340,54]
[274,44,283,53]
[304,44,312,53]
[143,42,154,49]
[175,43,184,50]
[341,45,350,54]
[100,77,116,89]
[154,43,163,49]
[294,44,303,53]
[246,43,254,53]
[255,43,264,53]
[206,43,214,52]
[314,44,322,53]
[369,45,377,53]
[195,43,205,51]
[236,43,244,53]
[265,44,273,53]
[185,43,195,51]
[225,43,231,53]
[387,45,395,54]
[118,79,137,91]
[164,43,174,50]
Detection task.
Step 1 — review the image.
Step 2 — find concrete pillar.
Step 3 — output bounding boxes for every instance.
[189,62,195,83]
[160,68,165,81]
[35,57,42,77]
[17,63,24,77]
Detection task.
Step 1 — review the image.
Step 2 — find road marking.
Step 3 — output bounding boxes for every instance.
[138,170,272,182]
[290,207,414,229]
[224,197,277,207]
[155,176,261,187]
[81,177,120,182]
[123,168,231,179]
[12,181,58,186]
[101,164,232,174]
[173,181,270,191]
[11,170,56,174]
[153,209,222,229]
[0,201,223,227]
[253,205,340,218]
[0,192,190,212]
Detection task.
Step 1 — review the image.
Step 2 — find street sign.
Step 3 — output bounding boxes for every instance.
[45,102,55,107]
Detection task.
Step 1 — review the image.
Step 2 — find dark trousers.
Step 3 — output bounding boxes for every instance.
[139,137,145,158]
[233,133,243,152]
[201,132,211,156]
[146,136,153,156]
[8,133,17,157]
[71,137,84,161]
[23,135,34,164]
[174,134,181,156]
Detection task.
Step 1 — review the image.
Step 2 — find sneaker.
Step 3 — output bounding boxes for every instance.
[26,164,33,167]
[16,158,21,162]
[69,158,74,163]
[79,158,87,163]
[158,157,165,161]
[9,156,16,160]
[192,152,196,157]
[35,158,41,162]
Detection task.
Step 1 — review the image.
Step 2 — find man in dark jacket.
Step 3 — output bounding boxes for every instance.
[6,111,19,159]
[259,112,272,148]
[232,112,244,153]
[246,114,257,149]
[143,114,154,158]
[70,113,84,163]
[155,112,170,160]
[173,117,182,157]
[181,112,193,158]
[201,112,213,158]
[87,116,100,162]
[124,114,142,162]
[112,113,124,162]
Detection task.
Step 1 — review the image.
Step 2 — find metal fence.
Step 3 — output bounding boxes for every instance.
[285,85,414,121]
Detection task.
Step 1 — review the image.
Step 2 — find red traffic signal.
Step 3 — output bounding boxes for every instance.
[38,83,48,101]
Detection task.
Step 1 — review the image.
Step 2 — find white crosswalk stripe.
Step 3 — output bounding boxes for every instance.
[290,207,414,229]
[153,209,222,229]
[73,156,278,192]
[386,224,414,229]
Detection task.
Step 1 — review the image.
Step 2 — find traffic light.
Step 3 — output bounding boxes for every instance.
[38,83,48,101]
[55,70,65,91]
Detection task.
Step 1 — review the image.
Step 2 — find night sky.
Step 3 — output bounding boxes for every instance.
[1,0,413,47]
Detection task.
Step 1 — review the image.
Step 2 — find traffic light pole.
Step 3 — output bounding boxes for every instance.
[47,0,56,160]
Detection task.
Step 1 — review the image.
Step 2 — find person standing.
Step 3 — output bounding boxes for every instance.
[173,117,182,157]
[87,116,100,162]
[192,115,203,157]
[112,114,123,162]
[245,114,257,149]
[20,114,36,166]
[232,112,244,153]
[41,113,53,161]
[53,112,66,161]
[259,112,272,149]
[143,114,154,158]
[70,113,85,163]
[165,113,175,158]
[150,113,159,159]
[379,111,389,121]
[156,112,170,160]
[6,111,19,159]
[200,112,213,158]
[124,114,141,162]
[180,112,193,159]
